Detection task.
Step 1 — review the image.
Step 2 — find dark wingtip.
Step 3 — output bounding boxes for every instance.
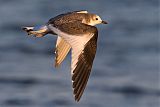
[74,96,80,102]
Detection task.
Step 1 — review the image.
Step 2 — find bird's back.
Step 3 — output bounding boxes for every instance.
[47,11,88,26]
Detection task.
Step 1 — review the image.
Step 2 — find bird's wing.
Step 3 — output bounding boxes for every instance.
[71,31,98,102]
[49,22,98,102]
[55,37,71,67]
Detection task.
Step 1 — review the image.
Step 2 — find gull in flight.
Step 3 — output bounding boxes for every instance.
[22,10,108,102]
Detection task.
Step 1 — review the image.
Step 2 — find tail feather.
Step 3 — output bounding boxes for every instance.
[22,27,34,35]
[22,26,48,37]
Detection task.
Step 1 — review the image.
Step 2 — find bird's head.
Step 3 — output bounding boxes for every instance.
[86,14,108,26]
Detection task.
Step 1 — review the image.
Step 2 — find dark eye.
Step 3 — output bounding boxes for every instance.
[96,18,98,20]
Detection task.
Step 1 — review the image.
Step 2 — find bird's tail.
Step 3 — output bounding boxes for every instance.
[22,25,49,37]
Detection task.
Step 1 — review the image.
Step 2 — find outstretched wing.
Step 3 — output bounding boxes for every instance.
[71,31,98,102]
[49,22,98,102]
[55,37,71,67]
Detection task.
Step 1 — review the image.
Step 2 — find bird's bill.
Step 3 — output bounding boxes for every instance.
[22,25,49,37]
[101,20,108,24]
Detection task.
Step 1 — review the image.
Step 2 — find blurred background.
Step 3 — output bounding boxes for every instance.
[0,0,159,107]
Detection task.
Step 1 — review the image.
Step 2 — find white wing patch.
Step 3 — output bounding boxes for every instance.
[49,25,94,74]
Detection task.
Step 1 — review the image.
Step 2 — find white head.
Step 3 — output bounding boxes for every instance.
[84,14,108,26]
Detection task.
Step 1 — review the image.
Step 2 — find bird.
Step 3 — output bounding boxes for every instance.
[22,10,108,102]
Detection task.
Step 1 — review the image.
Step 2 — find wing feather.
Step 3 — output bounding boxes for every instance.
[49,22,98,102]
[55,37,71,67]
[72,32,98,102]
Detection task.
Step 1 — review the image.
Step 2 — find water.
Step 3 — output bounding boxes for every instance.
[0,0,159,107]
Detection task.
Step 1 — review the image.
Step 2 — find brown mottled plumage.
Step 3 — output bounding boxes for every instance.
[22,10,107,102]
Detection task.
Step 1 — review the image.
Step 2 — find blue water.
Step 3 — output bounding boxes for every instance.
[0,0,159,107]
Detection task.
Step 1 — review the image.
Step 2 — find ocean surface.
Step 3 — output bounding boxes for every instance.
[0,0,159,107]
